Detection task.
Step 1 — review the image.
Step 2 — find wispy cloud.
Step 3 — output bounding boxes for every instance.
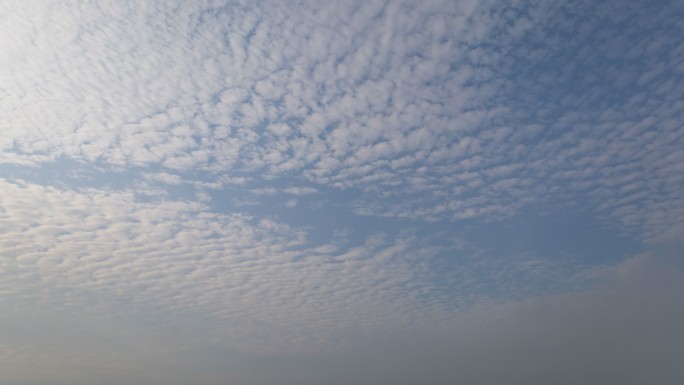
[283,187,319,195]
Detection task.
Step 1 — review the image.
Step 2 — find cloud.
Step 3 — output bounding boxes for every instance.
[0,178,447,354]
[3,238,683,385]
[283,187,319,195]
[0,177,595,354]
[144,172,183,185]
[1,0,683,384]
[3,0,682,242]
[249,187,278,196]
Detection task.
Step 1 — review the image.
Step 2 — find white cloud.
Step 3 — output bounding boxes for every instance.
[1,1,683,382]
[283,187,319,195]
[144,172,183,185]
[0,178,451,354]
[0,177,595,356]
[3,0,681,240]
[249,187,278,196]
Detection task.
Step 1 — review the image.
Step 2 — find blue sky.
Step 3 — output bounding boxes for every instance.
[1,0,683,384]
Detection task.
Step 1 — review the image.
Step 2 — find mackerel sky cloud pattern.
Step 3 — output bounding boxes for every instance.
[1,1,683,384]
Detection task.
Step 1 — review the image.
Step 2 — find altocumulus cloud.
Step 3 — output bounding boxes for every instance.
[1,0,683,384]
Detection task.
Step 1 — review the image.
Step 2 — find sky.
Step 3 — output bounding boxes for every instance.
[1,0,683,384]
